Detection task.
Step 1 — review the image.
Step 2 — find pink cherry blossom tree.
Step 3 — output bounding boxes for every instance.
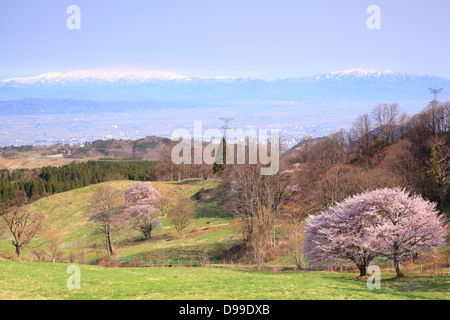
[369,188,448,277]
[305,188,448,277]
[304,193,382,276]
[124,182,163,240]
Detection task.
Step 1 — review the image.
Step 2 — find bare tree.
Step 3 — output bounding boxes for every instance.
[444,102,450,131]
[246,232,269,268]
[426,136,450,211]
[0,193,46,260]
[314,163,369,208]
[351,113,374,163]
[306,132,348,173]
[46,230,65,262]
[167,195,196,237]
[378,139,423,191]
[283,205,306,270]
[226,165,288,248]
[156,194,170,217]
[88,185,124,256]
[405,102,449,157]
[371,103,404,145]
[423,101,449,137]
[31,249,47,262]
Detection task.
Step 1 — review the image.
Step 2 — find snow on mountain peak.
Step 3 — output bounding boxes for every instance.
[333,68,394,76]
[1,68,188,85]
[1,68,446,87]
[312,68,396,80]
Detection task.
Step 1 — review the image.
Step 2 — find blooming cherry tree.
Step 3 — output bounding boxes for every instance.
[305,188,448,277]
[124,182,163,240]
[304,193,382,276]
[369,188,447,276]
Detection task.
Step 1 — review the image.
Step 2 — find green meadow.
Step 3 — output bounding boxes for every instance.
[0,260,448,300]
[0,179,448,300]
[0,179,232,264]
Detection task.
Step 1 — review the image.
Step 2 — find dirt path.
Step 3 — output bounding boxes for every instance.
[10,156,39,170]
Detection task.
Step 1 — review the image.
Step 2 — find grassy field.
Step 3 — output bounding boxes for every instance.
[0,179,448,300]
[0,179,234,263]
[0,151,93,170]
[0,259,448,300]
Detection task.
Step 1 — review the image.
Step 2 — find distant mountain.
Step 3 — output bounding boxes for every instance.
[1,68,448,103]
[0,69,188,85]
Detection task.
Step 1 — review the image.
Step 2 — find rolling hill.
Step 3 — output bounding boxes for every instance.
[0,179,234,264]
[70,136,175,161]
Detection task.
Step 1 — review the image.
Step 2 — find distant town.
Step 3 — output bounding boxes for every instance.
[0,107,351,149]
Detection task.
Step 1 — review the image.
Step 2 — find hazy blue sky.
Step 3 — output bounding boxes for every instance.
[1,0,450,79]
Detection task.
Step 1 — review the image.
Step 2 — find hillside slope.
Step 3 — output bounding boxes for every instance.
[0,179,235,263]
[70,136,174,161]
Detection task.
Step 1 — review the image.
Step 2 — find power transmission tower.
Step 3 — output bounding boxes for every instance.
[429,88,444,102]
[213,118,233,170]
[219,118,233,140]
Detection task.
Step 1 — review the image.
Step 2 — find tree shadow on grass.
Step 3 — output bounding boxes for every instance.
[177,179,204,185]
[322,274,449,300]
[194,187,231,219]
[320,284,440,300]
[115,233,174,247]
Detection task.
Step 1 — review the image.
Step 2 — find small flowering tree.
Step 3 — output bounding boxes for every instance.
[305,188,448,277]
[124,182,162,240]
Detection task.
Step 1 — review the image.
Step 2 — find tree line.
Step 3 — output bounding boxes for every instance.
[0,160,157,204]
[213,101,449,272]
[287,101,450,216]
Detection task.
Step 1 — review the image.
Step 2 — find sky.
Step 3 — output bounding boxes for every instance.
[1,0,450,80]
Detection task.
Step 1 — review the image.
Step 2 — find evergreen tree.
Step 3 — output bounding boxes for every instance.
[213,137,227,173]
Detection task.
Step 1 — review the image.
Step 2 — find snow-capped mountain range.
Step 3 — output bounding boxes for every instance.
[0,69,188,85]
[310,68,419,81]
[1,68,448,147]
[0,68,448,102]
[0,68,240,86]
[0,68,444,85]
